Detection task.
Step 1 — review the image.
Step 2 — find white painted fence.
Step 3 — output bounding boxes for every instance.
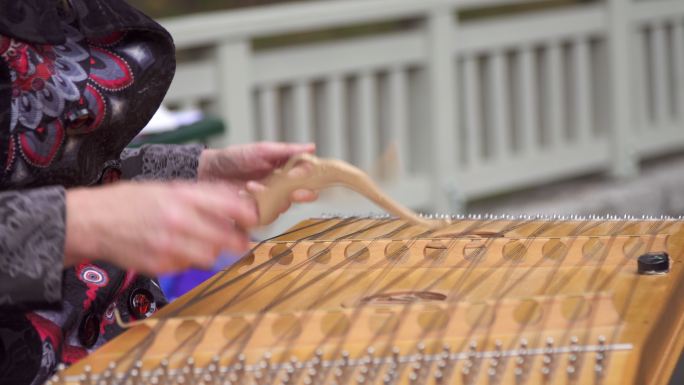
[160,0,684,228]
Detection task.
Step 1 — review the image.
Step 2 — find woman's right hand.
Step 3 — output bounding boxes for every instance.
[64,181,258,276]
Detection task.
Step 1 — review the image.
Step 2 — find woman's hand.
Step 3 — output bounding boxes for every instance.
[198,142,319,215]
[64,181,258,275]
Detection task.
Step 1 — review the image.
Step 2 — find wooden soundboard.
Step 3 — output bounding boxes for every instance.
[55,216,684,385]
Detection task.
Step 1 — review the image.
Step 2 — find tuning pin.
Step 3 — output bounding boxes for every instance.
[341,351,350,366]
[391,347,400,364]
[461,365,471,383]
[280,372,292,385]
[82,365,93,385]
[469,340,478,356]
[434,369,444,384]
[595,363,604,377]
[598,335,606,350]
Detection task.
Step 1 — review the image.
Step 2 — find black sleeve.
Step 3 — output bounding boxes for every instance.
[119,144,204,181]
[0,186,65,309]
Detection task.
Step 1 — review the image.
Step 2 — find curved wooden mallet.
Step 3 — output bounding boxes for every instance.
[250,154,446,228]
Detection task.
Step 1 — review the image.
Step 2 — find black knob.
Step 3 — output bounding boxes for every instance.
[637,252,669,275]
[128,288,156,319]
[78,311,101,348]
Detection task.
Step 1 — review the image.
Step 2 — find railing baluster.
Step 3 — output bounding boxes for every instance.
[326,76,347,160]
[547,42,564,148]
[652,23,669,127]
[389,67,410,176]
[358,71,377,171]
[573,37,592,143]
[490,51,510,160]
[673,21,684,124]
[464,56,482,166]
[634,28,648,132]
[294,81,312,143]
[215,40,255,145]
[518,46,538,155]
[258,86,279,141]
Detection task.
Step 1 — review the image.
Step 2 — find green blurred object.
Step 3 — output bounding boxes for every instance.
[128,117,226,147]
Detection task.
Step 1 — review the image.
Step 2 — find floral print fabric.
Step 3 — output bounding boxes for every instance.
[0,1,201,384]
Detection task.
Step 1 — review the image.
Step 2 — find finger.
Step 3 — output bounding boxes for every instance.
[286,162,314,178]
[245,180,265,194]
[218,224,251,254]
[175,208,239,252]
[290,189,318,203]
[167,236,219,270]
[255,142,316,165]
[179,184,259,229]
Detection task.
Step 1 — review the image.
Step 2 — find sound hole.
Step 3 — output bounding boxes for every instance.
[513,299,542,325]
[272,314,302,340]
[385,241,409,261]
[235,252,255,271]
[308,243,332,264]
[270,244,294,265]
[543,239,568,260]
[417,305,450,332]
[583,238,607,259]
[464,239,487,261]
[223,317,251,341]
[321,311,350,336]
[502,240,527,262]
[623,237,648,258]
[423,241,448,260]
[345,242,370,263]
[369,309,400,334]
[175,320,202,343]
[561,296,592,321]
[465,302,496,328]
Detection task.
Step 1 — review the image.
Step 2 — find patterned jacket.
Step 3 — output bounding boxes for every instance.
[0,1,202,384]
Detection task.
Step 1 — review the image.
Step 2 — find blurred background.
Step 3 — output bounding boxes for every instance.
[132,0,684,237]
[135,0,682,286]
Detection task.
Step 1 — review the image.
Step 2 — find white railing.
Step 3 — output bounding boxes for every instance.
[160,0,684,230]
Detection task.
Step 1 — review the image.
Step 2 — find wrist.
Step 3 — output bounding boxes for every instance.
[64,188,99,266]
[197,148,218,181]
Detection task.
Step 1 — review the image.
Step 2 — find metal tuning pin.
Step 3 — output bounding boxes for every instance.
[595,336,606,379]
[183,357,196,383]
[159,359,170,385]
[488,340,503,383]
[237,354,247,379]
[382,347,400,385]
[82,365,93,385]
[101,361,116,385]
[259,351,273,385]
[206,355,220,385]
[514,338,527,384]
[567,336,579,379]
[541,338,554,380]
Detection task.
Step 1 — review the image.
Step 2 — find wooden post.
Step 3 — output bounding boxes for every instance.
[214,39,256,146]
[426,7,461,213]
[607,0,639,178]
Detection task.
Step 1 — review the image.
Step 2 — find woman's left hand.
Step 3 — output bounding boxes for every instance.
[198,142,319,214]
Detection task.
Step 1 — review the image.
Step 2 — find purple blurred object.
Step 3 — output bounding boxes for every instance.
[158,252,240,301]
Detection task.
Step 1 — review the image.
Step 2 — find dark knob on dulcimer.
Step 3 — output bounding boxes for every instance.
[637,252,669,274]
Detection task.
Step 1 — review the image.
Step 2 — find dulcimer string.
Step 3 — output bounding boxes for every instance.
[115,216,536,380]
[107,216,664,385]
[114,217,411,381]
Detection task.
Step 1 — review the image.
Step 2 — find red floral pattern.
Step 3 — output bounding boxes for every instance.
[0,24,136,170]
